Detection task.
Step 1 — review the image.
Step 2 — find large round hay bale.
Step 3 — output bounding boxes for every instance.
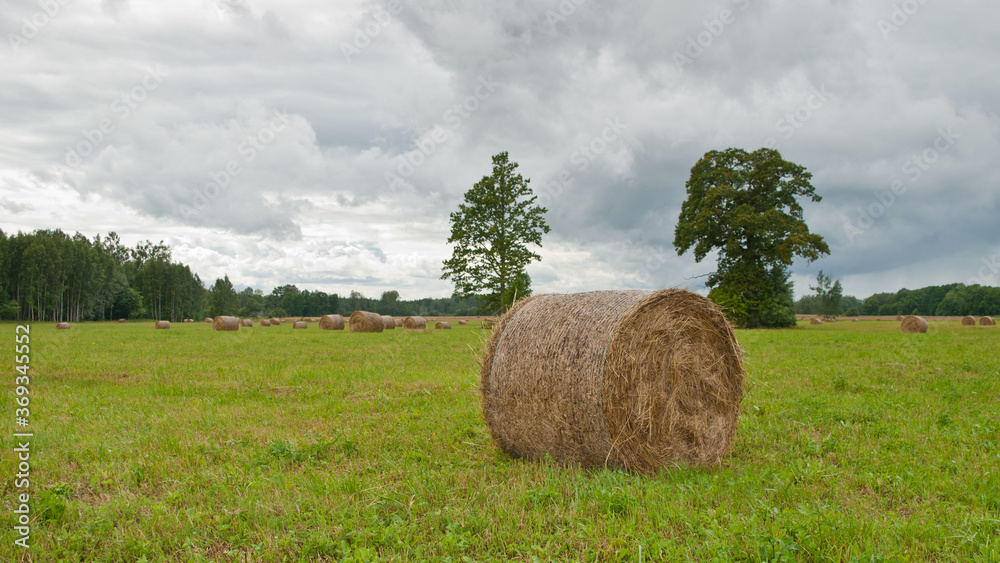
[900,315,928,333]
[350,311,384,332]
[269,318,281,326]
[482,289,745,473]
[980,316,996,326]
[403,316,426,330]
[155,320,170,330]
[435,321,452,329]
[261,319,271,326]
[213,316,240,331]
[458,320,467,325]
[293,321,307,329]
[381,315,396,330]
[318,314,345,330]
[961,315,976,326]
[56,322,70,329]
[810,318,823,325]
[204,317,212,323]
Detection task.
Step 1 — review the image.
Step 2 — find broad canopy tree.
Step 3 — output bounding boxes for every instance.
[442,152,549,313]
[674,148,830,327]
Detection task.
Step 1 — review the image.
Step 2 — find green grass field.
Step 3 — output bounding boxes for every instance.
[1,319,998,562]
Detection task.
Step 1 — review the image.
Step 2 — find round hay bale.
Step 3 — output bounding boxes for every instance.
[261,319,271,326]
[852,318,859,322]
[458,320,467,325]
[293,321,307,329]
[118,318,127,323]
[269,318,281,326]
[810,318,823,325]
[435,321,452,329]
[896,315,904,321]
[900,315,928,333]
[980,316,996,326]
[482,289,745,472]
[403,316,426,330]
[213,316,240,331]
[204,317,212,323]
[394,318,402,328]
[155,320,170,330]
[56,322,70,329]
[318,314,346,330]
[239,319,252,327]
[381,315,396,330]
[350,311,384,332]
[961,315,976,326]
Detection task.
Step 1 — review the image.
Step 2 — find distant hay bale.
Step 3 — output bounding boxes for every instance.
[810,318,823,325]
[900,315,928,333]
[981,316,996,326]
[482,321,493,330]
[269,318,281,326]
[381,315,396,330]
[239,319,253,327]
[896,315,904,321]
[961,315,976,326]
[204,317,212,323]
[394,318,402,328]
[852,318,859,322]
[481,289,745,473]
[458,320,467,325]
[56,322,70,329]
[403,316,427,330]
[318,314,346,330]
[155,321,170,330]
[293,321,307,329]
[435,321,452,329]
[261,319,271,326]
[118,318,127,323]
[350,311,384,332]
[183,318,194,323]
[213,316,240,332]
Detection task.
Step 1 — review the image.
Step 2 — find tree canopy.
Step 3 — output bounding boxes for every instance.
[441,151,549,313]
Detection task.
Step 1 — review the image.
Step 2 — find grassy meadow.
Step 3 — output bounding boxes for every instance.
[1,318,998,561]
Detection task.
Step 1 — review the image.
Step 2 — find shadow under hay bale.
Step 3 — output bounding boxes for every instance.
[293,321,307,329]
[381,315,396,330]
[350,311,384,332]
[318,314,345,330]
[901,315,928,333]
[403,316,426,330]
[481,289,745,473]
[155,321,170,330]
[962,315,976,326]
[213,316,240,331]
[56,322,70,329]
[980,316,996,326]
[435,321,451,329]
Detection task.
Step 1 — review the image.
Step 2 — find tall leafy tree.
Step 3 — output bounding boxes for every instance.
[208,275,239,317]
[441,151,549,313]
[810,270,844,317]
[674,148,829,328]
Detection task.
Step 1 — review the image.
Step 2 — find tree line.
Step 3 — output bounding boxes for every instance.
[794,278,1000,317]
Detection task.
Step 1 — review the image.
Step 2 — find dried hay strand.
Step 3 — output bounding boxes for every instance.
[318,314,346,330]
[269,318,281,326]
[213,316,240,331]
[204,318,212,323]
[261,319,271,326]
[349,311,384,332]
[980,316,996,326]
[403,316,427,330]
[56,322,70,329]
[293,321,307,329]
[435,321,452,329]
[155,321,170,330]
[481,289,745,473]
[381,315,396,330]
[961,315,976,326]
[900,315,928,333]
[458,320,467,325]
[810,318,823,325]
[394,318,402,328]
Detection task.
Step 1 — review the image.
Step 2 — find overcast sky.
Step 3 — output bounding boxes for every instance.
[1,0,997,300]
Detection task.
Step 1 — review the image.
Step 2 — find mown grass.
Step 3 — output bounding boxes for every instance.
[1,319,998,561]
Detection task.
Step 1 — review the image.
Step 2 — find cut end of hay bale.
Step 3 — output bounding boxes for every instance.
[56,322,71,329]
[402,316,427,330]
[381,315,396,330]
[213,316,240,331]
[961,315,977,326]
[155,320,170,329]
[900,315,928,333]
[350,311,384,332]
[481,289,745,473]
[810,318,823,325]
[435,321,452,329]
[980,316,996,326]
[292,321,307,329]
[318,314,345,330]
